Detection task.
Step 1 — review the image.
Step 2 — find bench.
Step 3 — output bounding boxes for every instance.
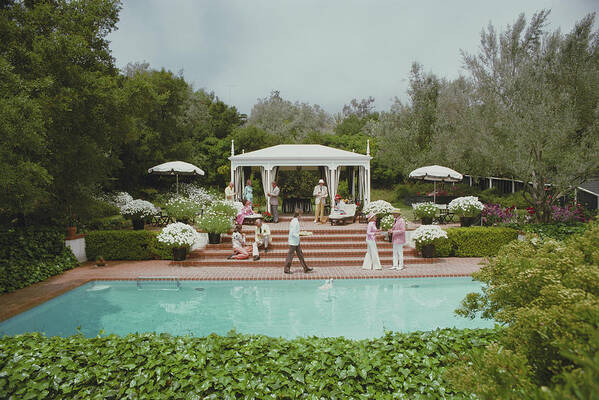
[329,204,357,225]
[242,214,264,225]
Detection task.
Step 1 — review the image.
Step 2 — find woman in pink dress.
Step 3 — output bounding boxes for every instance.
[389,209,406,270]
[235,200,254,225]
[362,213,382,270]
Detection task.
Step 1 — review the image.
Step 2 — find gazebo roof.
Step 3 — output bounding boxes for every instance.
[229,144,370,166]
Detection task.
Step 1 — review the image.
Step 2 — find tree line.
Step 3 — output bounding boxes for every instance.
[1,1,597,225]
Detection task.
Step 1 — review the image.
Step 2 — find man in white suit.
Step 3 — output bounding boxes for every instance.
[266,181,280,223]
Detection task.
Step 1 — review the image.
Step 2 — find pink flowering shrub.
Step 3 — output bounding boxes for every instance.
[481,204,516,226]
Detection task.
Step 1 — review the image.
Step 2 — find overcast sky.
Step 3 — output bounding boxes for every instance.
[108,0,598,115]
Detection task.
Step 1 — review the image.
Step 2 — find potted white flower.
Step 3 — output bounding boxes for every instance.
[157,222,201,261]
[412,225,448,258]
[448,196,484,227]
[412,202,438,225]
[362,200,395,228]
[120,199,157,230]
[380,214,395,241]
[196,202,237,244]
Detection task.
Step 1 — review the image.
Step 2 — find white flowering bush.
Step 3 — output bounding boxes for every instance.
[179,184,218,207]
[113,192,133,209]
[120,199,157,220]
[380,214,395,231]
[362,200,394,217]
[412,225,448,246]
[157,222,201,248]
[449,196,484,217]
[412,202,438,219]
[165,196,202,222]
[228,201,244,214]
[196,213,234,234]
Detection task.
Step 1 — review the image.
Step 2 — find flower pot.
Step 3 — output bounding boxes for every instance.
[208,233,221,244]
[132,218,145,230]
[66,226,77,238]
[172,247,187,261]
[421,217,433,225]
[421,244,435,258]
[460,216,475,227]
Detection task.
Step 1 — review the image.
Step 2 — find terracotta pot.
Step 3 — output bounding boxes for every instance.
[421,244,435,258]
[172,247,187,261]
[208,233,221,244]
[421,217,433,225]
[66,226,77,238]
[132,219,145,230]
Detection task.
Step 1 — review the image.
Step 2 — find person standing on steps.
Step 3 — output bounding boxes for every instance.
[284,209,313,274]
[252,219,271,261]
[362,213,383,270]
[313,179,328,223]
[389,208,406,270]
[243,179,253,207]
[225,181,236,202]
[266,181,280,223]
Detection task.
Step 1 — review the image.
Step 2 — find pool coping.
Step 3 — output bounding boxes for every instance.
[0,258,484,323]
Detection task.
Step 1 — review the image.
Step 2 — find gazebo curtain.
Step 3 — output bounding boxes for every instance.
[259,167,278,212]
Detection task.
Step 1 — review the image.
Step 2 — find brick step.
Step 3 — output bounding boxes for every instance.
[219,233,375,243]
[190,247,418,258]
[172,256,435,268]
[238,227,367,235]
[198,240,400,251]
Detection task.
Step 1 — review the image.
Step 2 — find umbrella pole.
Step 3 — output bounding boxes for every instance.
[176,174,179,195]
[433,181,436,204]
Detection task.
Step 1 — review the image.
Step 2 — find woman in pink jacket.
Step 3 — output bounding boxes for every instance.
[389,209,406,270]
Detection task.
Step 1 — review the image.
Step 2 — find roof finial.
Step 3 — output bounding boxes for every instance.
[366,139,370,156]
[231,139,235,156]
[242,149,245,154]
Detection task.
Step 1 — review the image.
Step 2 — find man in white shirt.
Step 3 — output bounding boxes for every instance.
[284,209,313,274]
[313,179,328,223]
[252,219,271,261]
[224,181,236,202]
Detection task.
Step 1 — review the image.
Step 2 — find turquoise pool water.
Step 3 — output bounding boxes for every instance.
[0,278,493,339]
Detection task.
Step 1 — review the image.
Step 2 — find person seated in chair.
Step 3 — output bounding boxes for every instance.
[235,199,254,225]
[252,219,271,261]
[332,194,346,215]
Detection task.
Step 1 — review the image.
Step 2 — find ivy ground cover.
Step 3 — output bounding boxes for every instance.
[0,329,499,399]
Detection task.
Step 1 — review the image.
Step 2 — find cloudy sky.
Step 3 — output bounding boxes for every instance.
[108,0,598,114]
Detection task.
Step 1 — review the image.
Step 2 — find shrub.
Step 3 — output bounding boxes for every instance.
[507,222,589,241]
[448,196,484,217]
[481,204,516,226]
[412,202,437,219]
[85,231,172,260]
[80,215,132,231]
[449,219,599,397]
[415,236,453,257]
[157,223,200,248]
[120,199,157,220]
[0,228,78,293]
[0,328,499,399]
[446,227,518,257]
[164,196,202,222]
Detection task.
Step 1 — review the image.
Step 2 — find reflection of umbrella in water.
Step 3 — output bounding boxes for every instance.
[409,165,463,203]
[148,161,205,195]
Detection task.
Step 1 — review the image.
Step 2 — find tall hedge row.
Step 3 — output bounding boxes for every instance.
[0,228,77,293]
[85,230,172,260]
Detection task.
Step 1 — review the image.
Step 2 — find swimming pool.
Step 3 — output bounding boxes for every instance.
[0,278,493,339]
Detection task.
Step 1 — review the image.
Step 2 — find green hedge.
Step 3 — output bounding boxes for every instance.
[0,328,500,399]
[80,215,132,232]
[416,227,518,257]
[85,230,173,260]
[507,222,589,241]
[0,228,78,293]
[447,227,518,257]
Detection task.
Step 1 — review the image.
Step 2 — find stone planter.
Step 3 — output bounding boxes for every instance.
[421,217,433,225]
[172,247,187,261]
[132,218,145,230]
[421,244,435,258]
[207,233,221,244]
[460,216,475,227]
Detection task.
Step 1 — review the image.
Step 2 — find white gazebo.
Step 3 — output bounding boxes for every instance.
[229,142,372,212]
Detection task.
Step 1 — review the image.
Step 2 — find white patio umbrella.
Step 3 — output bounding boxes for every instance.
[408,165,463,203]
[148,161,205,194]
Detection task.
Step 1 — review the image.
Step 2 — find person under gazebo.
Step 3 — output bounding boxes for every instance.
[243,179,253,206]
[235,200,254,225]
